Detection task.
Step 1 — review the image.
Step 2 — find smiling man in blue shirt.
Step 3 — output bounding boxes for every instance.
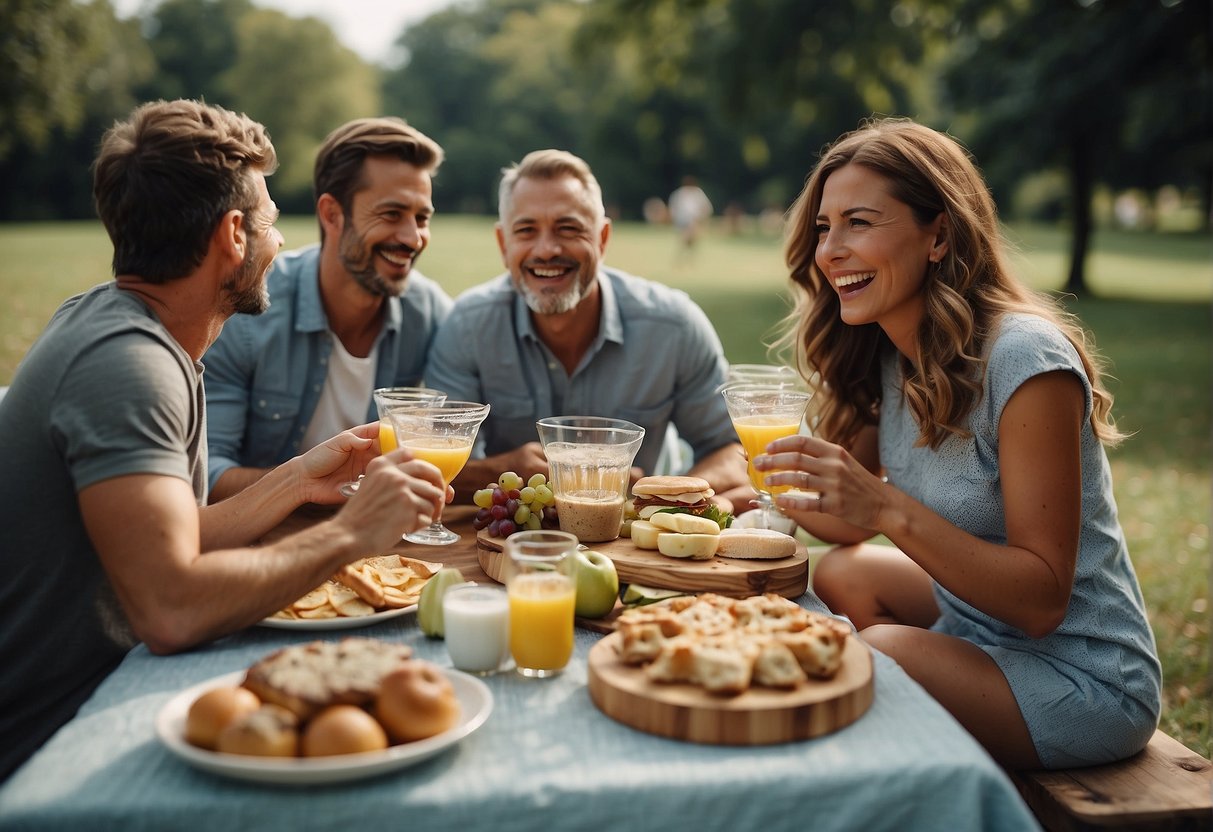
[425,149,748,506]
[203,118,452,501]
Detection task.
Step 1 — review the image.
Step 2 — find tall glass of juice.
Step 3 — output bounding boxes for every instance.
[503,530,579,678]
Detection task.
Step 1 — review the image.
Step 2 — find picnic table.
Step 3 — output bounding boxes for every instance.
[0,508,1040,831]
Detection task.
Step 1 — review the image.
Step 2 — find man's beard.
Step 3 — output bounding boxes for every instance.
[516,263,594,316]
[338,223,416,298]
[222,237,269,316]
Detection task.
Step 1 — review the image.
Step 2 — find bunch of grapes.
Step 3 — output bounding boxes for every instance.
[471,471,559,538]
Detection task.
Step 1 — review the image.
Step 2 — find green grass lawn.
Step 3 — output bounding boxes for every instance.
[1,216,1209,757]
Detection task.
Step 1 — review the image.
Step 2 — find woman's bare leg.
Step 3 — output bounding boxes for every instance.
[862,624,1041,768]
[813,543,940,629]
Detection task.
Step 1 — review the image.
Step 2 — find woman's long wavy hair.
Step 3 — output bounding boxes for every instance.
[776,118,1121,449]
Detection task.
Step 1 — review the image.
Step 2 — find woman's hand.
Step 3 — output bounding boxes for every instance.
[756,434,891,531]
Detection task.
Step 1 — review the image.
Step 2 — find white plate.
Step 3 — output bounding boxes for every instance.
[258,604,417,631]
[155,669,492,785]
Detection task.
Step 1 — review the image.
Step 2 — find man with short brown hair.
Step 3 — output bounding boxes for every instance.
[204,117,452,501]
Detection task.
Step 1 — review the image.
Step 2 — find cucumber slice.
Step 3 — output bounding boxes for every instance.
[621,583,691,607]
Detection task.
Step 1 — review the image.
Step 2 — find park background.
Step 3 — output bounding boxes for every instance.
[2,0,1209,757]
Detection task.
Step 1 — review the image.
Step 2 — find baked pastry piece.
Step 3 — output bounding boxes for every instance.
[242,637,413,720]
[615,592,853,693]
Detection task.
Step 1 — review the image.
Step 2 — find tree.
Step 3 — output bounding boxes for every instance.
[220,8,381,208]
[940,0,1211,295]
[0,0,122,161]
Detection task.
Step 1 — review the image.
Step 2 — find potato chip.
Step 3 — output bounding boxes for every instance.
[271,553,436,620]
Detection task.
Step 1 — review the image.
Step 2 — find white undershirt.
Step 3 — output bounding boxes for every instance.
[299,333,379,452]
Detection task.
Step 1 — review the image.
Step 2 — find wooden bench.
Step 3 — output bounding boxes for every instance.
[1011,729,1212,831]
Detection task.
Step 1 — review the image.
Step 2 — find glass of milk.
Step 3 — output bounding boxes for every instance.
[536,417,645,543]
[442,583,511,675]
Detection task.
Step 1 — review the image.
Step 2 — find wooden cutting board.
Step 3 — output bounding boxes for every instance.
[587,632,874,745]
[476,529,809,600]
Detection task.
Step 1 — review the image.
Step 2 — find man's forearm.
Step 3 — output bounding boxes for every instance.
[687,442,749,493]
[209,465,272,503]
[200,461,302,550]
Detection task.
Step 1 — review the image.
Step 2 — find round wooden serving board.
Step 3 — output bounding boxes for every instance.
[587,632,874,745]
[476,529,809,600]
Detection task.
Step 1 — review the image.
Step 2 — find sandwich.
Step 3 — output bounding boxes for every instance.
[630,475,730,527]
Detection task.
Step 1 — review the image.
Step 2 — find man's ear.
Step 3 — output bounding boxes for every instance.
[494,223,507,264]
[317,193,344,240]
[215,209,247,265]
[598,218,611,253]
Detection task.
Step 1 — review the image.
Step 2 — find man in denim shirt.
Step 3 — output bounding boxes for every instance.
[425,150,749,507]
[204,118,453,501]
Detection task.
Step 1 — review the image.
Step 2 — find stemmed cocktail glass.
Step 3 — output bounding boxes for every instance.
[721,384,814,531]
[338,387,446,498]
[387,400,490,546]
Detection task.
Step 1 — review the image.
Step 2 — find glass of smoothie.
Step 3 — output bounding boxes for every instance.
[535,416,645,543]
[502,530,579,678]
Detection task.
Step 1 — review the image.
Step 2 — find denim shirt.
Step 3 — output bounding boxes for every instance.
[203,244,452,490]
[423,268,735,474]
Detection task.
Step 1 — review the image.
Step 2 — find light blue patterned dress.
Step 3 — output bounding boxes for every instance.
[879,313,1161,767]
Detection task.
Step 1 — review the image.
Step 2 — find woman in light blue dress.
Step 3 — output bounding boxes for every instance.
[757,119,1161,769]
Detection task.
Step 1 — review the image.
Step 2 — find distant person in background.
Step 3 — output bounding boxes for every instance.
[203,117,452,501]
[425,149,749,505]
[668,175,713,256]
[0,100,447,783]
[759,118,1160,768]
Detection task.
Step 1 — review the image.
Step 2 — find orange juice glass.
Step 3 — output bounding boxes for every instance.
[722,385,813,503]
[387,400,490,546]
[731,415,803,495]
[503,531,579,678]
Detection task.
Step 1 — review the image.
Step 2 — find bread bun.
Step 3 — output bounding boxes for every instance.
[215,703,299,757]
[649,512,720,536]
[630,519,661,550]
[632,476,712,499]
[302,705,389,757]
[656,532,719,560]
[716,528,798,559]
[185,686,261,750]
[374,661,461,743]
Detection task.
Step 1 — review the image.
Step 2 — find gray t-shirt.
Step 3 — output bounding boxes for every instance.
[0,283,206,781]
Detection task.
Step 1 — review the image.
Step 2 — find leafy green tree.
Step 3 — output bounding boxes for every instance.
[220,8,381,208]
[0,0,154,219]
[0,0,126,161]
[138,0,254,103]
[940,0,1211,294]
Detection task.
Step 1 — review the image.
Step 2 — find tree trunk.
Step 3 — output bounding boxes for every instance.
[1064,136,1093,297]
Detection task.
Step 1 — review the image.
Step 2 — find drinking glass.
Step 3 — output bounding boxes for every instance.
[338,387,446,497]
[502,530,579,678]
[718,363,803,392]
[387,400,490,545]
[535,417,645,543]
[443,583,511,675]
[721,385,814,531]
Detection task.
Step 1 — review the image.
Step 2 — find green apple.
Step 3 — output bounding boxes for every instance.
[573,548,619,619]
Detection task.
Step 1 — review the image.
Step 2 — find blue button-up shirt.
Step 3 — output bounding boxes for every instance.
[203,244,452,490]
[423,268,735,474]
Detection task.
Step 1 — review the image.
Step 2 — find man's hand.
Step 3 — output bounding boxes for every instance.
[334,450,449,551]
[294,423,381,505]
[452,441,547,501]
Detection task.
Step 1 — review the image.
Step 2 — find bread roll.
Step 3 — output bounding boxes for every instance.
[716,528,797,559]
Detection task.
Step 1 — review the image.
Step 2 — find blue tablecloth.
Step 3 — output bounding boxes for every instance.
[0,601,1040,832]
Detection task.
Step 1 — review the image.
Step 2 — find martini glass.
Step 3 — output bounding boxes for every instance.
[388,400,490,546]
[338,387,446,497]
[721,384,814,531]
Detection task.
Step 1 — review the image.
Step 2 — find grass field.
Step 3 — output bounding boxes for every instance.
[1,216,1209,757]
